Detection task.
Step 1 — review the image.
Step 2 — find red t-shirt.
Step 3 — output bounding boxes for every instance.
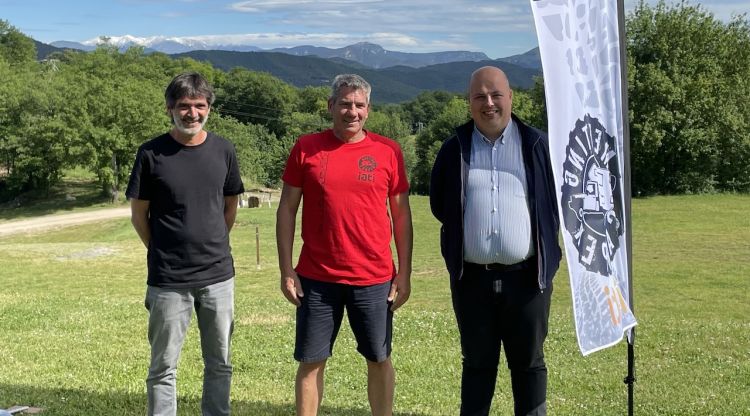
[282,129,410,285]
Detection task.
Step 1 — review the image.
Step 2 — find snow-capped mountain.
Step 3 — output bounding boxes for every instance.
[60,35,262,54]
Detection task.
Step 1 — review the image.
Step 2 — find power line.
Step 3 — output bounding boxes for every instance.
[217,108,282,122]
[215,109,329,131]
[214,98,284,113]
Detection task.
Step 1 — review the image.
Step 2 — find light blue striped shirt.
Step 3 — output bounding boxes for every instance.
[463,119,535,264]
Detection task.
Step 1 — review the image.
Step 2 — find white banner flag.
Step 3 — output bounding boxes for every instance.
[530,0,637,355]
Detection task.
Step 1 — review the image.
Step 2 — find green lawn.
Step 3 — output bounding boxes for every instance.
[0,194,748,415]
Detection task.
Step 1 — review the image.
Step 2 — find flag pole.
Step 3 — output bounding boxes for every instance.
[616,0,636,414]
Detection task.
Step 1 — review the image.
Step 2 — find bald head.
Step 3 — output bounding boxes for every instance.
[468,66,513,140]
[470,66,511,92]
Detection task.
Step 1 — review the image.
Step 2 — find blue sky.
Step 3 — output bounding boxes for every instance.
[3,0,748,58]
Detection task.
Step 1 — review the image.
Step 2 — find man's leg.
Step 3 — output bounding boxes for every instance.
[296,360,327,416]
[451,272,503,416]
[294,276,345,416]
[145,286,193,416]
[195,278,235,416]
[347,280,394,416]
[366,358,395,416]
[501,272,552,416]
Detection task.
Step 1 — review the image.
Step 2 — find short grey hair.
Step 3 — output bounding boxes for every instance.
[330,74,371,103]
[165,72,215,109]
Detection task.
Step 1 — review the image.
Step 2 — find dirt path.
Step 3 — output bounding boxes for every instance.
[0,207,131,237]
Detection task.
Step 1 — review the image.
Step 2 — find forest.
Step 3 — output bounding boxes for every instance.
[1,1,748,201]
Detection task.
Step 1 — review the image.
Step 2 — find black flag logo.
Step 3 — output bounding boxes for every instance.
[560,115,624,276]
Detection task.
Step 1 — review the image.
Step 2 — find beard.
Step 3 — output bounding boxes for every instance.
[173,113,208,136]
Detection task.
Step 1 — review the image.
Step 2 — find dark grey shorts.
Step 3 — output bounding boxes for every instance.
[294,275,393,363]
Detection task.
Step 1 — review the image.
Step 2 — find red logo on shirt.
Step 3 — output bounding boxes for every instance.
[358,155,376,183]
[358,156,377,172]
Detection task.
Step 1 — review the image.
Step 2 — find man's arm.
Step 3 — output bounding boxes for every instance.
[224,194,239,232]
[276,183,304,306]
[388,192,413,312]
[130,198,151,248]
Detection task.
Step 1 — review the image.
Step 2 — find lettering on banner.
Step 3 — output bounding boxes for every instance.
[603,282,628,325]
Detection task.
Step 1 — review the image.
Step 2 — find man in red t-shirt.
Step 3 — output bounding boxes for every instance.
[276,73,413,416]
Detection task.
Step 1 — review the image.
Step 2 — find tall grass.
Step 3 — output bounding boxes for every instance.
[0,194,748,415]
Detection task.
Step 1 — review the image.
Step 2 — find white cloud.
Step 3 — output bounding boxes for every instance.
[83,0,747,58]
[229,0,384,12]
[62,0,540,56]
[260,32,471,52]
[79,0,536,55]
[79,31,475,53]
[228,0,534,35]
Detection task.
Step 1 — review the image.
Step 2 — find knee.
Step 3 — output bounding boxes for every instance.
[366,357,393,371]
[365,357,395,374]
[149,348,182,375]
[508,361,547,376]
[366,358,394,381]
[463,357,500,372]
[462,347,500,371]
[204,361,233,376]
[298,360,327,376]
[147,360,177,379]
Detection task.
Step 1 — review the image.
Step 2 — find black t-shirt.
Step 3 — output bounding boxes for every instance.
[126,132,245,288]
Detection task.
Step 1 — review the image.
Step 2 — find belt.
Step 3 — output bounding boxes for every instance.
[463,257,535,273]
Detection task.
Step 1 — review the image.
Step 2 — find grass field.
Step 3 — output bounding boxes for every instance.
[0,194,748,415]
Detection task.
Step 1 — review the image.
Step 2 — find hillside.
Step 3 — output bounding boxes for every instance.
[173,50,540,103]
[269,42,490,69]
[32,35,541,102]
[172,50,422,102]
[28,35,540,103]
[34,40,64,60]
[496,47,542,70]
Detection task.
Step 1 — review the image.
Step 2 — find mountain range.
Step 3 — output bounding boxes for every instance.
[51,37,499,69]
[37,36,542,103]
[52,35,493,67]
[172,50,540,102]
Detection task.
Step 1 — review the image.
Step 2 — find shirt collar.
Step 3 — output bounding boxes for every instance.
[473,118,514,146]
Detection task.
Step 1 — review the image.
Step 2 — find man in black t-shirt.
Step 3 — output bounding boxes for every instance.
[126,72,244,416]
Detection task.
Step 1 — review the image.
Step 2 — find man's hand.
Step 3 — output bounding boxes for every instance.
[388,270,411,312]
[388,191,412,312]
[281,270,304,307]
[277,183,303,307]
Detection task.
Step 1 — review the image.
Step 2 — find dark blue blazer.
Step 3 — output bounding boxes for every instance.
[429,115,562,290]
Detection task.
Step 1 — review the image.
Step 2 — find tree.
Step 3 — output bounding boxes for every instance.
[0,22,49,198]
[627,1,750,194]
[366,111,417,182]
[412,97,469,194]
[298,85,330,119]
[400,90,462,130]
[57,46,169,198]
[0,69,75,195]
[366,111,412,142]
[282,112,328,139]
[523,77,548,132]
[510,89,542,129]
[206,114,270,186]
[0,20,36,66]
[216,69,300,138]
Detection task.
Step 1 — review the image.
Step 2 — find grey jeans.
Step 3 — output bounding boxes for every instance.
[144,278,234,416]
